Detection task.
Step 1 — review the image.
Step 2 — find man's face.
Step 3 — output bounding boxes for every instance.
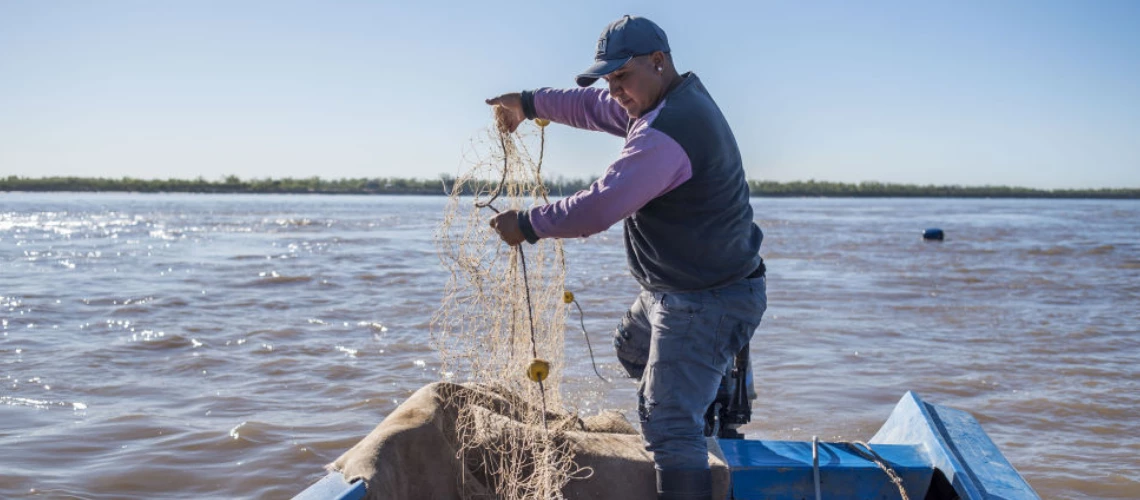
[603,55,663,119]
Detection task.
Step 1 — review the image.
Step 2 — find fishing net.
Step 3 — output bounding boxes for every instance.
[329,110,734,500]
[431,110,580,498]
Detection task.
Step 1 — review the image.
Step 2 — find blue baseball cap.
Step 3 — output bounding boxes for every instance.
[576,15,671,87]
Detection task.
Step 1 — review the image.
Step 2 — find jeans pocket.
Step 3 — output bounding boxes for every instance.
[660,291,705,314]
[614,311,650,378]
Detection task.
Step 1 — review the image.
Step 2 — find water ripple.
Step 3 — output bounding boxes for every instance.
[1,194,1137,498]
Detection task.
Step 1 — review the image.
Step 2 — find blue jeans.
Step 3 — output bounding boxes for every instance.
[613,276,767,470]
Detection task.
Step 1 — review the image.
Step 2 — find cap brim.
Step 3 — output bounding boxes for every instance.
[575,56,631,87]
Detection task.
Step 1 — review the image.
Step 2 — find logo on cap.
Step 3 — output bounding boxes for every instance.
[576,15,670,87]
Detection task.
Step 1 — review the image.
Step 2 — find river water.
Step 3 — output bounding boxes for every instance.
[1,193,1137,499]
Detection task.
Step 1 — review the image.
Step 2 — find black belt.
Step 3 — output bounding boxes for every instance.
[746,259,766,279]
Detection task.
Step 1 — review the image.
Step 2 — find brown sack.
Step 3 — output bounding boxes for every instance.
[330,382,730,499]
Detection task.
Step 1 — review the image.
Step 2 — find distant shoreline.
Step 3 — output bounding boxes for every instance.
[3,176,1138,199]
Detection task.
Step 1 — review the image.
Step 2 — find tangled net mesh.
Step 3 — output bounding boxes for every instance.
[432,110,582,498]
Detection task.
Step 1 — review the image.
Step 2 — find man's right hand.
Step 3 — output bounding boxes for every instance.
[485,93,526,134]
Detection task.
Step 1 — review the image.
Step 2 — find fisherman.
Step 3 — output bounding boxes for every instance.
[487,15,767,500]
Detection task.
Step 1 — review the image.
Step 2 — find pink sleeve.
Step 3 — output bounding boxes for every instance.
[527,121,692,239]
[534,87,629,137]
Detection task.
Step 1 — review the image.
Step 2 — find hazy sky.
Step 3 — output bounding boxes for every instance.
[2,1,1138,189]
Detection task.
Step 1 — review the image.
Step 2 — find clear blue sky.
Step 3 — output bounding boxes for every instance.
[2,1,1138,189]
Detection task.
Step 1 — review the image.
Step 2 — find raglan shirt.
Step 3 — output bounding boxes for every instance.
[518,73,763,293]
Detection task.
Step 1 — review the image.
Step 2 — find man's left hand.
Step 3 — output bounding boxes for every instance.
[490,210,525,246]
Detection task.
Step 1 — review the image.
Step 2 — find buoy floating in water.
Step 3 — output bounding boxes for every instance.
[923,228,944,241]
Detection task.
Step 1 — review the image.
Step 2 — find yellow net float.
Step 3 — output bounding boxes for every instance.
[527,358,550,383]
[562,290,574,304]
[535,118,551,128]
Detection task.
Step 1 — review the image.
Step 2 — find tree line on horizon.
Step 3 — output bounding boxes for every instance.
[2,175,1137,199]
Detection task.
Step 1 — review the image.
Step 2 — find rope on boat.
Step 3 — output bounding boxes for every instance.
[844,441,910,500]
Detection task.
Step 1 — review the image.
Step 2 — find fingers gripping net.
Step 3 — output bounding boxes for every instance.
[432,114,579,498]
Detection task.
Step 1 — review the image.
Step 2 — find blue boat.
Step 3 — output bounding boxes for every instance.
[294,391,1038,499]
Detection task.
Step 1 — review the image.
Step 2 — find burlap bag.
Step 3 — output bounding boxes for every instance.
[330,382,729,499]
